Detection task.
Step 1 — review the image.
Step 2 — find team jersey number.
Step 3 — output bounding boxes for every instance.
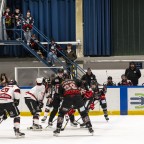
[63,82,77,91]
[0,87,11,99]
[1,87,9,92]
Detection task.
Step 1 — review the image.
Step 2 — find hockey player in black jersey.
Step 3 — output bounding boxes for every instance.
[45,69,77,127]
[90,80,109,121]
[80,80,109,127]
[53,78,94,136]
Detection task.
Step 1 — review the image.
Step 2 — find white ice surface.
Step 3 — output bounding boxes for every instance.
[0,115,143,144]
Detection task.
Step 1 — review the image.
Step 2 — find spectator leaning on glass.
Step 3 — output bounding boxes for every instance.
[0,73,9,87]
[64,43,77,76]
[3,7,13,40]
[125,61,141,86]
[23,10,34,44]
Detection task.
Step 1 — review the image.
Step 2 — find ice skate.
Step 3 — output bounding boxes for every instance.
[53,128,60,136]
[47,121,53,127]
[14,127,25,138]
[88,127,94,135]
[41,116,47,123]
[27,124,42,131]
[104,115,109,121]
[80,123,87,128]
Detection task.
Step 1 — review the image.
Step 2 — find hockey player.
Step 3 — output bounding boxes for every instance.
[80,80,109,127]
[24,78,45,130]
[53,78,94,136]
[118,74,133,86]
[41,75,54,122]
[44,69,77,127]
[91,80,109,120]
[0,80,25,138]
[103,76,116,86]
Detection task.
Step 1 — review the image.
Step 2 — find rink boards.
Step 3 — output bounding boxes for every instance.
[15,86,144,116]
[1,86,144,115]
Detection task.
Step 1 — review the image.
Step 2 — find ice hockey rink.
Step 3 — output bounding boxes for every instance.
[0,115,143,144]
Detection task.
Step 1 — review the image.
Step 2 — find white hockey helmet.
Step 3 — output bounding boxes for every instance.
[36,78,43,84]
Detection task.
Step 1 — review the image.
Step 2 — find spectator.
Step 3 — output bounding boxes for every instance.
[125,62,141,86]
[29,34,39,51]
[103,76,116,86]
[13,7,22,40]
[118,74,133,86]
[3,7,13,40]
[64,44,77,77]
[47,39,58,66]
[81,68,96,86]
[0,73,9,87]
[23,10,34,44]
[29,34,44,59]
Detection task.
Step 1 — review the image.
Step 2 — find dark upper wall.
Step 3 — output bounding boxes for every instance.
[83,0,111,56]
[112,0,144,55]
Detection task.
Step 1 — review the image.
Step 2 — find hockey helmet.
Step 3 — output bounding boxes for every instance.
[36,78,43,84]
[8,79,17,85]
[107,76,112,80]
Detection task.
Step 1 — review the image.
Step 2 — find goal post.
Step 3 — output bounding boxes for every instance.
[14,67,63,86]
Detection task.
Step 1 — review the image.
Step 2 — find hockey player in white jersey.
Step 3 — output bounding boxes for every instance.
[0,80,25,138]
[24,78,45,130]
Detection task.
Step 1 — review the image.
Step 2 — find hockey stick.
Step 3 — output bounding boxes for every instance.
[75,100,99,125]
[60,108,75,131]
[0,109,8,125]
[45,118,57,129]
[0,118,4,124]
[61,118,70,131]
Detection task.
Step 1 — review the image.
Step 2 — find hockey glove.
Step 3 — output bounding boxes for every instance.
[100,94,106,100]
[84,90,93,99]
[67,108,75,116]
[14,99,20,106]
[89,102,95,110]
[1,110,7,120]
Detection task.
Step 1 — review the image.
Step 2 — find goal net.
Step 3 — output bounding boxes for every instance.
[14,67,63,86]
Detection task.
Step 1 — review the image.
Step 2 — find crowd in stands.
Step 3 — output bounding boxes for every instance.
[3,7,78,73]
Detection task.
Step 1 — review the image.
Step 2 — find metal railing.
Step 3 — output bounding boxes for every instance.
[1,16,86,78]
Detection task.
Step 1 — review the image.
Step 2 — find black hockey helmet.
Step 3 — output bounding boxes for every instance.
[8,79,17,85]
[108,76,112,80]
[57,68,64,73]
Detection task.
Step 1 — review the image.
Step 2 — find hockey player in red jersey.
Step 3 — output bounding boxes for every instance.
[53,78,94,136]
[0,80,25,138]
[44,69,78,127]
[24,78,45,130]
